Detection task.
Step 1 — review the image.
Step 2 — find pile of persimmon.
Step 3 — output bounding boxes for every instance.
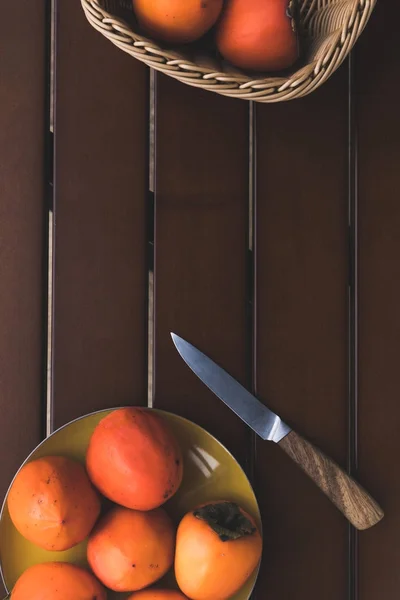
[7,407,262,600]
[132,0,299,72]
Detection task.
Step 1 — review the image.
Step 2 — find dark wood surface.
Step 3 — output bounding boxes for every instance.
[1,0,399,598]
[357,0,400,598]
[0,0,47,511]
[254,72,349,599]
[52,0,148,427]
[0,3,47,595]
[153,74,251,467]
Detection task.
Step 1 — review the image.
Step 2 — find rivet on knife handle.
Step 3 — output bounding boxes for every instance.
[279,431,384,530]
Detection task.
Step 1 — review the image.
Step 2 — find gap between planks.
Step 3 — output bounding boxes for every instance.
[347,51,359,600]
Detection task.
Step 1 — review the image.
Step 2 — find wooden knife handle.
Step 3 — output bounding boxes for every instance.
[278,430,384,530]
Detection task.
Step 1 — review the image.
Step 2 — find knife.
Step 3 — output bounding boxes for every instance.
[171,333,384,530]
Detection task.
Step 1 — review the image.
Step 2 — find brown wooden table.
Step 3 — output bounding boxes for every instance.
[1,1,398,598]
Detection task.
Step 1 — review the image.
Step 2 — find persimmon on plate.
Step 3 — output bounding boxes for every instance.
[86,407,184,511]
[10,562,107,600]
[0,408,261,600]
[7,455,100,552]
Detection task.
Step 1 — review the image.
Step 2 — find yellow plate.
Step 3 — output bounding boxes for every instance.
[0,408,262,599]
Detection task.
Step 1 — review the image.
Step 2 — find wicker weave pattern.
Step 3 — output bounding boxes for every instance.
[81,0,376,102]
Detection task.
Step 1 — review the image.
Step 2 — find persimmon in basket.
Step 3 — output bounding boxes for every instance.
[7,455,100,551]
[216,0,299,71]
[132,0,224,44]
[175,501,262,600]
[10,561,107,600]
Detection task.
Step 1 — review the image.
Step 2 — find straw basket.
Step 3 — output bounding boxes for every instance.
[81,0,376,102]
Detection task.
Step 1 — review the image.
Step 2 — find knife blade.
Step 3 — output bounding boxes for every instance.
[171,332,291,442]
[171,332,384,531]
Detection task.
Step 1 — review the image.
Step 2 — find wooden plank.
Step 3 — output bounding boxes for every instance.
[0,2,46,497]
[153,74,251,468]
[0,3,47,595]
[52,1,148,428]
[255,71,349,599]
[357,1,400,597]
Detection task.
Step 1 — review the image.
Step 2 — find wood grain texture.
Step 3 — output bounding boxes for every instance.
[0,1,46,500]
[52,0,148,428]
[0,2,47,595]
[153,74,251,468]
[279,431,383,530]
[254,69,349,599]
[357,0,400,596]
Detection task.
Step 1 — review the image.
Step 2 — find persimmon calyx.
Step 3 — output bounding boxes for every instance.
[193,502,255,542]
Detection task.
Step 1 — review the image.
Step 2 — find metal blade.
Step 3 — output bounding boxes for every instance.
[171,333,291,443]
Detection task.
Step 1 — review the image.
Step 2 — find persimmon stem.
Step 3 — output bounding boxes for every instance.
[193,502,255,542]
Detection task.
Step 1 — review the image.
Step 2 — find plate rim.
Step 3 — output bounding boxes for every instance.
[0,406,262,597]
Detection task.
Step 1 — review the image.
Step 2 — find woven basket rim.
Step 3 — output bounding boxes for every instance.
[81,0,376,102]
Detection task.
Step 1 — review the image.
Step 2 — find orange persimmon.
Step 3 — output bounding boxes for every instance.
[216,0,299,71]
[132,0,224,44]
[86,407,183,511]
[175,501,262,600]
[87,505,175,592]
[10,562,107,600]
[7,455,100,551]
